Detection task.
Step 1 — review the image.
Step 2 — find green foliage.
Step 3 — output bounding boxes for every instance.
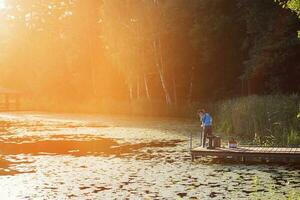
[288,0,300,14]
[276,0,300,16]
[276,0,300,39]
[214,95,300,146]
[288,129,300,145]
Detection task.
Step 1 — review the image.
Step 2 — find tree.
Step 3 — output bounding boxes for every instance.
[238,0,300,94]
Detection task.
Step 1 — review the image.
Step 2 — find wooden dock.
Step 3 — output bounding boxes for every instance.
[191,146,300,163]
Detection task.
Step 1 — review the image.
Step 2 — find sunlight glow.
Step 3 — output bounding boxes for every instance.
[0,0,6,10]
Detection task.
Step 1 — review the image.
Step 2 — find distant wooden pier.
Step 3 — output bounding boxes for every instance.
[0,87,22,111]
[191,146,300,163]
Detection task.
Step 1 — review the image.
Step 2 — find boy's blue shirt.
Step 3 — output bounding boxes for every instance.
[200,113,212,127]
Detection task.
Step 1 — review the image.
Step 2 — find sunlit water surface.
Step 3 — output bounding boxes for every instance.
[0,112,299,199]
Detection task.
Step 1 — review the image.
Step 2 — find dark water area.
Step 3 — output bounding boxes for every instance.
[0,112,299,199]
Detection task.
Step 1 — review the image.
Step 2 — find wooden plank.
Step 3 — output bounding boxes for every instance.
[276,148,288,153]
[282,148,290,153]
[248,147,259,152]
[253,147,261,151]
[269,147,276,153]
[237,147,245,152]
[249,147,260,152]
[257,147,265,153]
[291,148,297,154]
[274,147,283,154]
[261,147,269,152]
[284,148,291,153]
[244,147,254,152]
[228,148,243,153]
[275,148,283,153]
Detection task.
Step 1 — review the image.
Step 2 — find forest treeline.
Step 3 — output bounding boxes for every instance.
[0,0,299,113]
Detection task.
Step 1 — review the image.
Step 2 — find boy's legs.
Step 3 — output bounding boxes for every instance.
[202,126,212,147]
[207,126,212,136]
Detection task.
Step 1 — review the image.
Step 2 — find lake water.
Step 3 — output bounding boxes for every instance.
[0,112,299,199]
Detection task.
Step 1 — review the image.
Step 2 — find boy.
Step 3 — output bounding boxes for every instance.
[198,109,213,147]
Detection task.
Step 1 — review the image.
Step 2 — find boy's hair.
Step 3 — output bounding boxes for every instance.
[198,108,205,113]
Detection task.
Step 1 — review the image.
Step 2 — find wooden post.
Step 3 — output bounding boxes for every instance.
[16,95,20,111]
[200,128,203,147]
[189,132,193,151]
[0,94,3,110]
[5,94,9,110]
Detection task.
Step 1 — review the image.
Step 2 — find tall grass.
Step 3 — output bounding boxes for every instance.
[214,95,300,146]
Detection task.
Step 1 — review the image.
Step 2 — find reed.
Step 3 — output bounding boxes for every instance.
[213,95,300,146]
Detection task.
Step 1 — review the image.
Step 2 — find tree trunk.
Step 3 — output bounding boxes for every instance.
[172,72,178,106]
[144,74,151,101]
[158,68,172,104]
[90,57,97,97]
[136,76,140,100]
[188,66,195,104]
[129,82,133,101]
[153,40,172,105]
